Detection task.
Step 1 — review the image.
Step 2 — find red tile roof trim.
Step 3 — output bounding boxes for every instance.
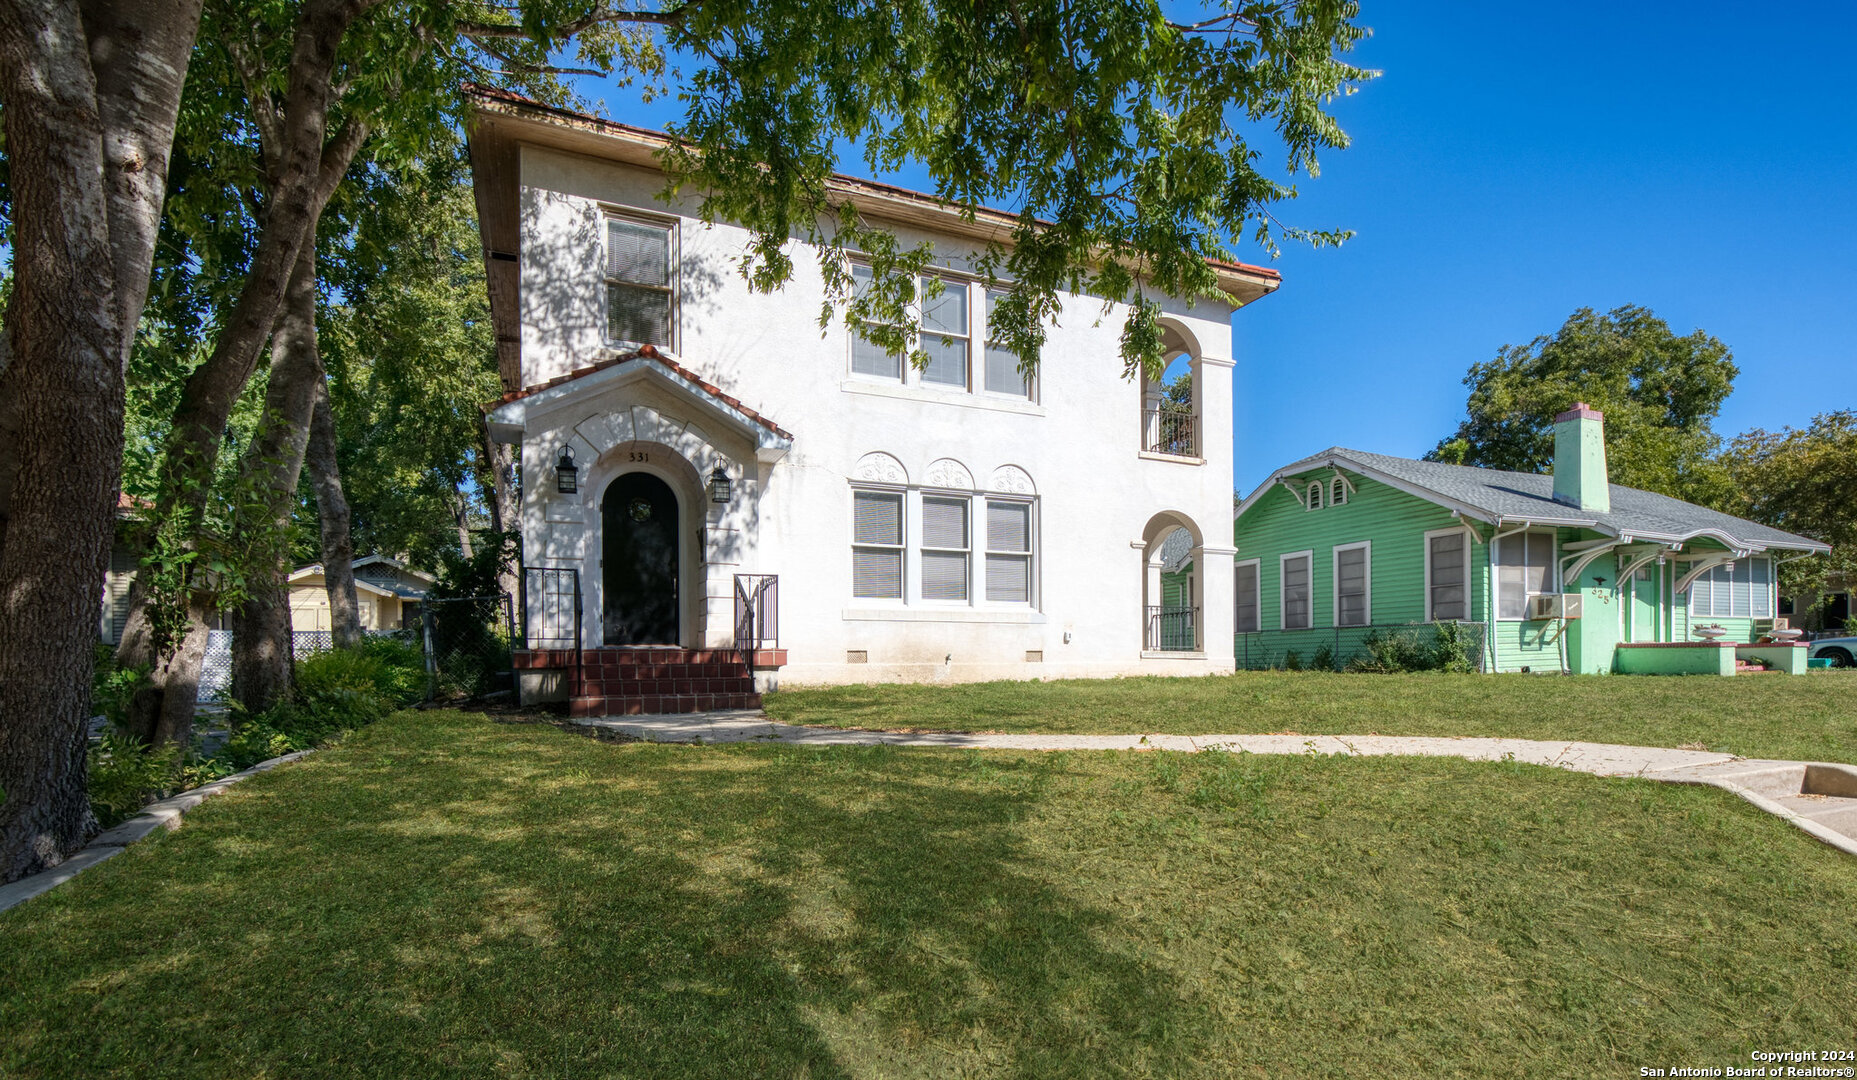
[494,345,793,440]
[464,84,1281,284]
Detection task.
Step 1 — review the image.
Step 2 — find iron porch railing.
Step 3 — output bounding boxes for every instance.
[734,574,779,661]
[1143,404,1197,457]
[1146,605,1199,651]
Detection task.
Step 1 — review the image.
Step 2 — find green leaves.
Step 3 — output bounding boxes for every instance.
[1427,304,1738,507]
[655,0,1371,380]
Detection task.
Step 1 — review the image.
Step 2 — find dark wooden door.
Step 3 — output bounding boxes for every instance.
[601,472,679,644]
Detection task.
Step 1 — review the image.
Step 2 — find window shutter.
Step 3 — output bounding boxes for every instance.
[1235,563,1260,632]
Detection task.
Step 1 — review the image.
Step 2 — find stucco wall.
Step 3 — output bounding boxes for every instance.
[509,145,1243,684]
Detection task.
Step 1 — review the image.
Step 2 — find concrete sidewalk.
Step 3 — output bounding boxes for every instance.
[572,712,1857,857]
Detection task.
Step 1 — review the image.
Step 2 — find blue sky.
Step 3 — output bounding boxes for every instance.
[571,1,1857,493]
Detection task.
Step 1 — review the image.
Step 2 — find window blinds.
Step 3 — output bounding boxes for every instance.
[852,491,903,599]
[983,290,1029,397]
[1336,546,1368,627]
[1497,532,1553,619]
[985,500,1031,603]
[1429,532,1467,621]
[1282,555,1311,629]
[1234,563,1260,633]
[919,277,968,387]
[920,497,969,601]
[606,219,672,348]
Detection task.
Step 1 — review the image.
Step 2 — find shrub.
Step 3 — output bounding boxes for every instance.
[88,733,181,828]
[90,644,149,731]
[1347,628,1433,674]
[1430,620,1477,673]
[1312,642,1337,673]
[1282,649,1303,672]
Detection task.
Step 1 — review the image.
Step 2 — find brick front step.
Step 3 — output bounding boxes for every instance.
[517,646,769,716]
[570,693,762,717]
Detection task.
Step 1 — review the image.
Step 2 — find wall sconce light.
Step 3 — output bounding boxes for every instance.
[708,463,732,504]
[555,446,578,494]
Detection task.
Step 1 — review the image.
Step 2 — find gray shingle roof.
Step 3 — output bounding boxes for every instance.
[1240,448,1829,554]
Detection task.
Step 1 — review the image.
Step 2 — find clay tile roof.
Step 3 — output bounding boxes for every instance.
[494,345,793,440]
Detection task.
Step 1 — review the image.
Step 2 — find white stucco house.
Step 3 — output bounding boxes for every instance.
[469,87,1280,715]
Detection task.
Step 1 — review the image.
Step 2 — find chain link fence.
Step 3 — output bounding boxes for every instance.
[421,594,516,701]
[1236,621,1489,673]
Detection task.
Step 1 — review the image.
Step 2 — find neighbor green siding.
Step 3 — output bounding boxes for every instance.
[1234,473,1491,668]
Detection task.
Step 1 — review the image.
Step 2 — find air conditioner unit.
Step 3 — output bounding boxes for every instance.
[1531,593,1583,620]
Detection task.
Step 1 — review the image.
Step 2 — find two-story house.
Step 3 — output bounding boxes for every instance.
[469,87,1280,715]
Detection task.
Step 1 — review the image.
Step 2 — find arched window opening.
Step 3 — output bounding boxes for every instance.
[1143,516,1203,652]
[1306,480,1324,510]
[1141,324,1199,457]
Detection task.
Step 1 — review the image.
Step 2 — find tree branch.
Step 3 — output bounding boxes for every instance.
[455,4,684,43]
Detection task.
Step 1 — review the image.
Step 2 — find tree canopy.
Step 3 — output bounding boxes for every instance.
[1723,411,1857,608]
[1427,305,1738,507]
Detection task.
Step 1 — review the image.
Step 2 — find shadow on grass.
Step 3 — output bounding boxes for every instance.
[0,714,1204,1078]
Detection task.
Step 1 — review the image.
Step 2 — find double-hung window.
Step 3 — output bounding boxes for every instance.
[983,289,1032,398]
[605,216,674,348]
[919,276,970,388]
[1425,529,1470,622]
[1690,558,1773,618]
[1281,551,1312,630]
[1234,559,1261,633]
[920,496,971,601]
[1496,530,1555,619]
[851,491,905,599]
[1334,542,1370,627]
[851,264,904,380]
[984,499,1034,602]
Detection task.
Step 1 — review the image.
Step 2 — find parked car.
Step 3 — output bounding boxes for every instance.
[1808,636,1857,667]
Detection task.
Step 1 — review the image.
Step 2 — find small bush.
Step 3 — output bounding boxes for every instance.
[1431,621,1477,673]
[1348,628,1426,673]
[1312,642,1337,673]
[88,733,181,828]
[1283,649,1303,672]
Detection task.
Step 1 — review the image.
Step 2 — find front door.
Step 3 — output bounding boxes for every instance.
[602,471,680,644]
[1628,564,1660,642]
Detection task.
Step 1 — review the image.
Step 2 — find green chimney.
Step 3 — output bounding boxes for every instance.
[1552,403,1610,513]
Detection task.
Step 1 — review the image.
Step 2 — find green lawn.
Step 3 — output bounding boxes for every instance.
[4,709,1855,1078]
[767,669,1857,763]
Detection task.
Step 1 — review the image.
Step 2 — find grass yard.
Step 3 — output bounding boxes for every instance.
[767,669,1857,763]
[4,710,1856,1078]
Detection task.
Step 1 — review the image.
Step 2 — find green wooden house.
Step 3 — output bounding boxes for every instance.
[1231,404,1830,674]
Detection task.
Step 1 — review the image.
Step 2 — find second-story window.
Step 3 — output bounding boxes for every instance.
[983,289,1032,398]
[606,216,674,348]
[851,264,904,380]
[919,276,969,388]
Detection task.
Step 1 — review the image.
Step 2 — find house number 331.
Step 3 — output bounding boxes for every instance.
[628,450,649,462]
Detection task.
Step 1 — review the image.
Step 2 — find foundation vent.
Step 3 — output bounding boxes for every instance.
[847,650,869,664]
[1024,650,1044,663]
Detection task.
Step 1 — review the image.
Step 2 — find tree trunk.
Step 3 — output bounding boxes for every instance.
[0,0,202,884]
[480,423,521,598]
[115,0,376,737]
[308,379,361,649]
[229,245,325,714]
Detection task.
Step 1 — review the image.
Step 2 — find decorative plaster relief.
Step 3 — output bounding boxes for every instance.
[923,457,974,490]
[853,451,909,485]
[989,464,1035,495]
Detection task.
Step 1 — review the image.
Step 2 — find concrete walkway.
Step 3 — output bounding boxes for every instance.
[572,712,1857,857]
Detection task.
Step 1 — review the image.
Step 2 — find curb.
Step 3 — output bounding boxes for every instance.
[0,749,316,916]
